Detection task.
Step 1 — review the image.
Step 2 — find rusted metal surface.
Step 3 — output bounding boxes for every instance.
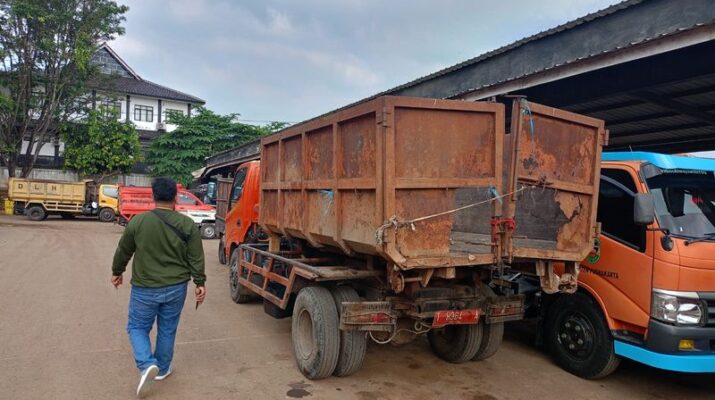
[259,95,604,276]
[215,178,232,220]
[506,99,605,263]
[260,96,504,269]
[237,244,381,309]
[340,302,395,332]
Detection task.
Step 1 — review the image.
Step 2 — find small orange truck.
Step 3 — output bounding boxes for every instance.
[215,96,606,380]
[520,152,715,378]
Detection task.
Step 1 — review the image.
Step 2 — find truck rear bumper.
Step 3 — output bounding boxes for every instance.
[614,340,715,373]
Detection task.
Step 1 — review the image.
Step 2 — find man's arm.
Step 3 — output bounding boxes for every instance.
[112,221,136,276]
[186,226,206,287]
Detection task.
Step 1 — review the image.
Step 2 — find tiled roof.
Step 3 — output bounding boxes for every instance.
[97,76,205,104]
[91,43,205,104]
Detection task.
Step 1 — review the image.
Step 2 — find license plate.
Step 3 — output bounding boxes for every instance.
[432,309,480,328]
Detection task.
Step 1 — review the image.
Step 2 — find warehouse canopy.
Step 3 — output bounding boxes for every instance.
[201,0,715,181]
[385,0,715,153]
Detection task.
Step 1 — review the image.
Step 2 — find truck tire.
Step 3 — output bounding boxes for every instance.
[471,321,504,361]
[329,286,366,377]
[292,286,340,380]
[472,286,504,361]
[99,207,115,222]
[218,238,227,264]
[200,223,216,239]
[26,205,46,221]
[545,292,621,379]
[229,249,258,303]
[428,323,482,363]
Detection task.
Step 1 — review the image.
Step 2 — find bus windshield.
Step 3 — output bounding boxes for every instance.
[646,169,715,238]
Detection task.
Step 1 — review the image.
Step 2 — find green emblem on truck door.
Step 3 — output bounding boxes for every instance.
[586,238,601,264]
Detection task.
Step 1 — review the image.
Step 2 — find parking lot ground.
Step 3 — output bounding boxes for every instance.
[0,214,713,400]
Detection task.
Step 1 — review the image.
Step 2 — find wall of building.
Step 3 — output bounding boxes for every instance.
[162,100,187,132]
[0,167,152,187]
[20,140,60,157]
[127,95,187,133]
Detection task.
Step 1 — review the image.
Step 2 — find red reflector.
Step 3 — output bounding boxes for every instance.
[370,313,391,323]
[346,312,392,325]
[432,309,480,328]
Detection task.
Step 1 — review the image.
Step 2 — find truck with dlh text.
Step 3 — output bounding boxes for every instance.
[8,178,119,222]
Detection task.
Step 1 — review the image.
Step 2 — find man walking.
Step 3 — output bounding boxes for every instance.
[111,177,206,397]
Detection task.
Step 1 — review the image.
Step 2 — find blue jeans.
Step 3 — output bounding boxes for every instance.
[127,282,188,374]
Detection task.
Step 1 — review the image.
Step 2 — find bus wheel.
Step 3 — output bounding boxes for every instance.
[292,286,340,380]
[229,249,258,303]
[545,293,621,379]
[99,207,115,222]
[428,323,482,363]
[329,286,367,377]
[27,205,46,221]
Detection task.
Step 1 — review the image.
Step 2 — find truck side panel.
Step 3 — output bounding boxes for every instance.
[260,96,504,266]
[9,178,86,205]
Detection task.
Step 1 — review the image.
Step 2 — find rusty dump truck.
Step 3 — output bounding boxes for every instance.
[224,96,606,379]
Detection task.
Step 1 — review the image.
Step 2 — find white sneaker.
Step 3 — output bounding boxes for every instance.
[155,367,172,381]
[137,365,159,398]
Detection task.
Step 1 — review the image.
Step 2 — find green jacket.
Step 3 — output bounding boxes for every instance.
[112,208,206,288]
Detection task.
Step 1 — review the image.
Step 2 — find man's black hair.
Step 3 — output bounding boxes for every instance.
[152,177,177,202]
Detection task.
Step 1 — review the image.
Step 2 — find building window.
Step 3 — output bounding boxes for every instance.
[163,108,183,122]
[100,100,121,118]
[134,105,154,122]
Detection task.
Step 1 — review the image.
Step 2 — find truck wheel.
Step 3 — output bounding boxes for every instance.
[99,207,115,222]
[545,293,621,379]
[472,286,504,361]
[292,286,340,380]
[329,286,366,377]
[428,323,482,363]
[229,249,258,303]
[471,321,504,361]
[200,223,216,239]
[218,238,227,264]
[26,205,46,221]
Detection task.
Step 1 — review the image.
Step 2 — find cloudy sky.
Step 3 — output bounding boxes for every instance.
[111,0,618,125]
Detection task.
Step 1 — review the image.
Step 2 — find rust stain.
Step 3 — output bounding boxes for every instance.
[555,191,587,252]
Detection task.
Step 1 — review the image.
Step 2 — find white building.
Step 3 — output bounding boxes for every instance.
[7,43,205,185]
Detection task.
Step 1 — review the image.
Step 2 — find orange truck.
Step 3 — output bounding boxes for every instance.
[518,151,715,378]
[214,96,606,380]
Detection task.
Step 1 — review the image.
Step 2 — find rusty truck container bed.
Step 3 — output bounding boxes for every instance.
[259,96,605,270]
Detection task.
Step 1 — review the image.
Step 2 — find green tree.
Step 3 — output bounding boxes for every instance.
[0,0,128,177]
[147,107,284,185]
[61,108,140,182]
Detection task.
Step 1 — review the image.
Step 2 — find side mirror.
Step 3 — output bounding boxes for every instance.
[634,193,655,226]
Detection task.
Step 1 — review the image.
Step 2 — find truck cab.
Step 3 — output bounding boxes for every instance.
[97,184,119,222]
[536,152,715,378]
[217,161,261,264]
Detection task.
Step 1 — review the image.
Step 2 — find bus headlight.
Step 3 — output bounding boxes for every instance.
[651,290,704,326]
